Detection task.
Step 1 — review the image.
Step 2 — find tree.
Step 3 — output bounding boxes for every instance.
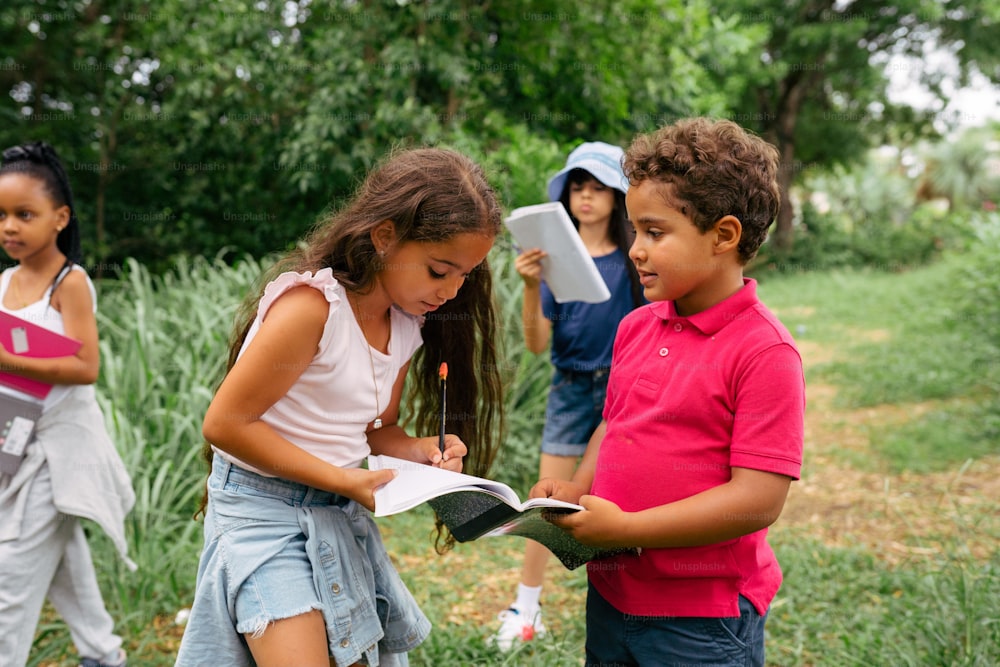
[2,0,736,266]
[707,0,1000,254]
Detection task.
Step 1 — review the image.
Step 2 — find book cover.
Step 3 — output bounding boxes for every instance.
[369,454,632,570]
[0,311,83,399]
[503,202,612,304]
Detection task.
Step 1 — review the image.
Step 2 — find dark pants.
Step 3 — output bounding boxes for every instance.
[585,582,767,667]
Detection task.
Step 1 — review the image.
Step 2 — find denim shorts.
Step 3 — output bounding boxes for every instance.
[541,367,609,457]
[216,463,351,635]
[585,582,767,667]
[176,456,430,667]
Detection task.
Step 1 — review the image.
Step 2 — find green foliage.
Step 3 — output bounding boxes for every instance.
[4,0,996,272]
[948,213,1000,441]
[701,0,999,254]
[487,240,552,492]
[753,199,951,274]
[751,132,996,274]
[0,0,728,270]
[46,255,262,666]
[920,126,1000,210]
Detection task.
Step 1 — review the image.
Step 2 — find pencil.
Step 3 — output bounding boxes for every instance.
[438,362,448,455]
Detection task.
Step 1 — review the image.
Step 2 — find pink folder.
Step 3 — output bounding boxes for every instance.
[0,310,82,399]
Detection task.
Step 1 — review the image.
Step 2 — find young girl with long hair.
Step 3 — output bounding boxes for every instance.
[176,147,505,667]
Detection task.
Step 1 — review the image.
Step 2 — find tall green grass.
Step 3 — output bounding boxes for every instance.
[96,254,266,610]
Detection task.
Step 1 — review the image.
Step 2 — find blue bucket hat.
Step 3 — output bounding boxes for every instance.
[546,141,628,202]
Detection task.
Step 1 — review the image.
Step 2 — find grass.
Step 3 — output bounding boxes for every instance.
[756,258,1000,474]
[27,242,1000,666]
[767,531,1000,667]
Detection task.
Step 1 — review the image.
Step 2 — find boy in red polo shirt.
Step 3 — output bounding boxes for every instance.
[533,117,805,667]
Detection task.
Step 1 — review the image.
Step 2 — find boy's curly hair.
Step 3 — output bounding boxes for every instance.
[623,118,781,264]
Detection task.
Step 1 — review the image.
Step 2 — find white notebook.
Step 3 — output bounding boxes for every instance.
[0,393,42,477]
[503,202,611,304]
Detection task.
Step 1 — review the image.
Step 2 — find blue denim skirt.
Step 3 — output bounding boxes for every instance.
[541,367,609,456]
[175,456,430,667]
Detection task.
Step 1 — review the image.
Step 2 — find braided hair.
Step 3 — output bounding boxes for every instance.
[0,141,83,300]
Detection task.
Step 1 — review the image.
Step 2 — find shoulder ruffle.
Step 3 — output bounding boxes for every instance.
[259,268,342,320]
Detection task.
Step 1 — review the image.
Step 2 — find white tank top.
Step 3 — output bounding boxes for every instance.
[214,269,424,474]
[0,264,97,411]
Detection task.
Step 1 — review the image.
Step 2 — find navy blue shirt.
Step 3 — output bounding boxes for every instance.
[541,248,639,372]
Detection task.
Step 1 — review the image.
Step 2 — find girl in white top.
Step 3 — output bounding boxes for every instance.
[176,147,505,667]
[0,142,133,667]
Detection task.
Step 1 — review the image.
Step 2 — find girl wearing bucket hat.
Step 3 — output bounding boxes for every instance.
[492,142,644,650]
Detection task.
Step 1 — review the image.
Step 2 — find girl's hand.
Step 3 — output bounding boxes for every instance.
[546,495,632,549]
[0,343,17,375]
[340,466,398,512]
[514,248,547,288]
[416,434,466,472]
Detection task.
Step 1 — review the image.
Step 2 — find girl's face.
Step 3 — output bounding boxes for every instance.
[0,173,67,262]
[568,175,616,229]
[379,231,494,316]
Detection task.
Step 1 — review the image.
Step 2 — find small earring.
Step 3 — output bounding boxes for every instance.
[378,250,385,257]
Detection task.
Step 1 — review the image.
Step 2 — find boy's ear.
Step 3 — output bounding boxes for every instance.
[371,219,397,254]
[713,215,742,255]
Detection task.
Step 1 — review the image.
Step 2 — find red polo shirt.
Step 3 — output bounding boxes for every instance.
[589,279,804,617]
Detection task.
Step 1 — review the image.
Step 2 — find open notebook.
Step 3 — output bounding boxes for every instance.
[503,202,612,304]
[369,454,635,569]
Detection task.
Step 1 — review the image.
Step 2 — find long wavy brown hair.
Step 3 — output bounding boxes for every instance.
[197,147,506,547]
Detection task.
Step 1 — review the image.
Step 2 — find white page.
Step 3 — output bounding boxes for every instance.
[503,202,611,304]
[369,455,522,516]
[368,454,581,517]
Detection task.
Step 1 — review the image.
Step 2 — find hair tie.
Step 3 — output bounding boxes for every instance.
[1,142,46,166]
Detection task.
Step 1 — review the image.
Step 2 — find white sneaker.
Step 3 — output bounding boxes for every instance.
[491,604,546,651]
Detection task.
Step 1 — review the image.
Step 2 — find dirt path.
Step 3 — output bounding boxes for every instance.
[780,340,1000,564]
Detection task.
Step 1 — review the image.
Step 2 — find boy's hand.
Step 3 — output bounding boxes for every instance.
[546,495,632,549]
[529,478,588,505]
[514,248,547,288]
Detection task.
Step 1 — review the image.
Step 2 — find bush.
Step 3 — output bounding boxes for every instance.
[753,201,970,275]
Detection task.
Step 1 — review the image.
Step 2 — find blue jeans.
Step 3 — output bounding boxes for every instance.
[585,582,767,667]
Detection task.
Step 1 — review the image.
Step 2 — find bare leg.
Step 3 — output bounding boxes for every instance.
[245,609,330,667]
[519,453,579,586]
